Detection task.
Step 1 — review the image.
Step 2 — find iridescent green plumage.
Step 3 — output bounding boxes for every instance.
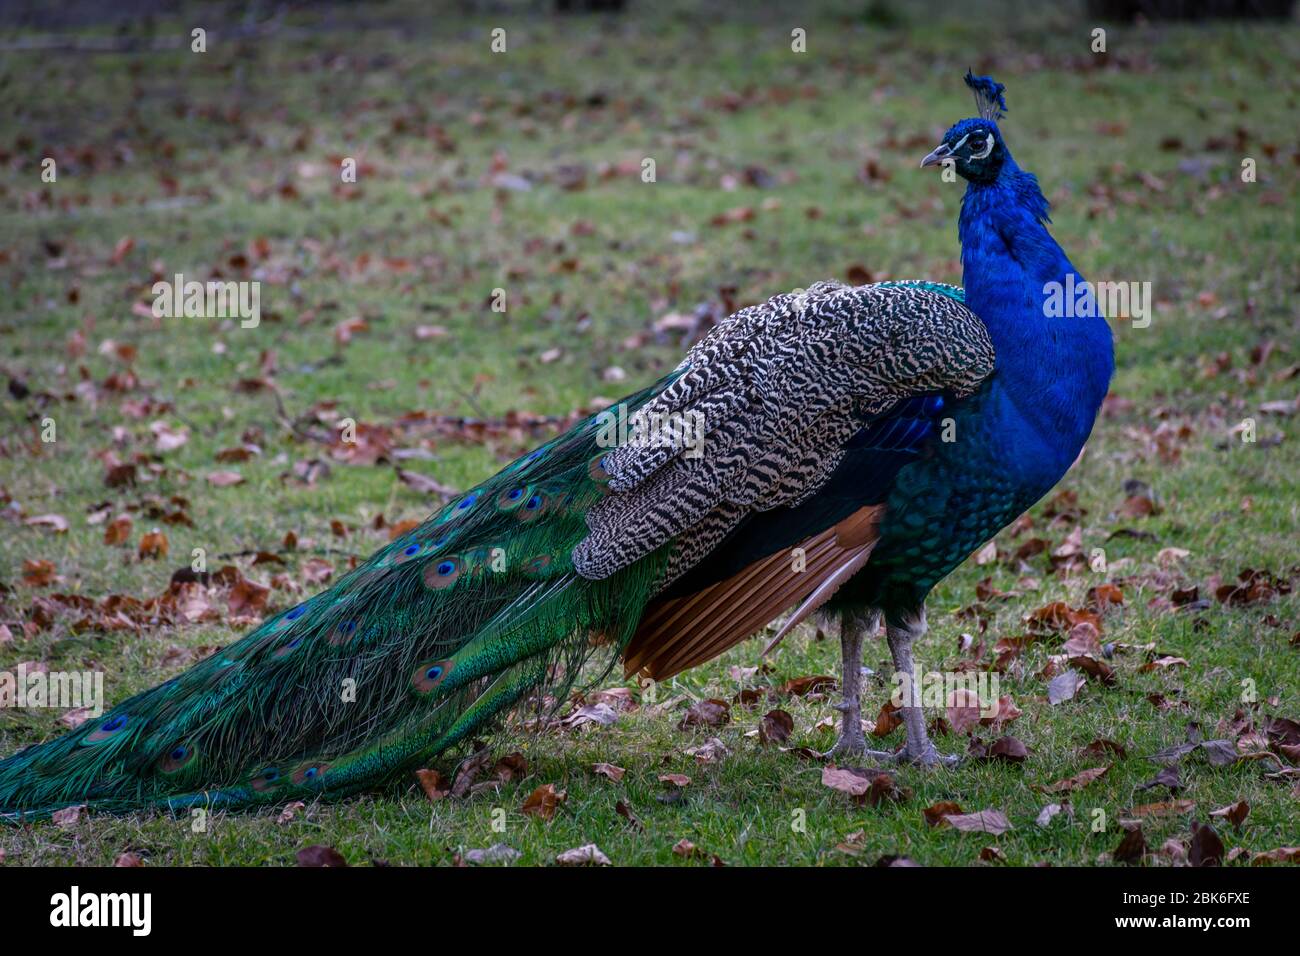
[0,380,673,820]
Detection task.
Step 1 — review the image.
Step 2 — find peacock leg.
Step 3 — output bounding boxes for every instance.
[823,610,893,760]
[886,608,960,768]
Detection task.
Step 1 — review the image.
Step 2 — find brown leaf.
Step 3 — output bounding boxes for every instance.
[21,559,58,587]
[206,470,245,487]
[1083,738,1128,760]
[1208,800,1249,829]
[780,675,836,697]
[821,766,910,806]
[103,514,133,546]
[615,800,642,830]
[25,513,69,534]
[1249,847,1300,865]
[296,845,347,867]
[138,529,169,560]
[521,783,566,820]
[946,687,983,734]
[1047,670,1086,705]
[227,576,270,617]
[1130,799,1196,818]
[51,805,85,828]
[941,809,1014,835]
[301,558,334,585]
[493,753,528,783]
[1189,821,1225,867]
[678,698,730,730]
[554,844,610,866]
[396,467,459,498]
[415,768,450,802]
[1114,824,1147,864]
[1038,765,1109,794]
[872,700,902,737]
[988,736,1029,763]
[923,801,964,826]
[277,801,306,825]
[592,762,626,783]
[113,852,145,867]
[758,709,794,744]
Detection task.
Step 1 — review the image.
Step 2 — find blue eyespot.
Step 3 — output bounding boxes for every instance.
[525,494,543,510]
[340,620,356,633]
[527,450,544,462]
[263,768,279,781]
[304,767,318,779]
[456,494,478,511]
[287,605,307,620]
[507,488,524,500]
[170,746,187,761]
[600,455,610,471]
[425,665,443,681]
[436,561,455,576]
[286,637,302,649]
[103,715,127,732]
[404,544,421,556]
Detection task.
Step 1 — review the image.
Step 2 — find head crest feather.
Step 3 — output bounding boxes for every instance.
[963,70,1007,121]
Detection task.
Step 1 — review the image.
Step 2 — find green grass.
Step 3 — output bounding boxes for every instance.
[1,0,1297,866]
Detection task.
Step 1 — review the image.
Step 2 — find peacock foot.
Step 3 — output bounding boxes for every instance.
[821,730,897,762]
[899,744,962,768]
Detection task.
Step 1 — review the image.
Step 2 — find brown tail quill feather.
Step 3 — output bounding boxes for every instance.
[623,505,884,680]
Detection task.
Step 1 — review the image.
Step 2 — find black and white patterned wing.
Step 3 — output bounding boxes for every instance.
[572,281,995,585]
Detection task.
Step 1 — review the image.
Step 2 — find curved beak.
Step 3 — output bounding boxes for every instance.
[919,142,952,169]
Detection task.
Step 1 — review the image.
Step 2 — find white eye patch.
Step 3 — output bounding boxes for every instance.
[969,136,994,160]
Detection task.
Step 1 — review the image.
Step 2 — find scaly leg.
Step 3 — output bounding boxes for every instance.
[824,610,894,761]
[886,608,960,768]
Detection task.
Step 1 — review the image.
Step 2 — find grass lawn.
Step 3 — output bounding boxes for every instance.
[0,0,1297,866]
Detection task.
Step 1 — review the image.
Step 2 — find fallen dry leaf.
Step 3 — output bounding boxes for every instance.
[758,709,794,744]
[521,783,566,820]
[296,845,347,867]
[25,513,69,534]
[940,809,1014,835]
[555,844,610,866]
[415,768,450,802]
[591,762,626,783]
[1038,765,1109,794]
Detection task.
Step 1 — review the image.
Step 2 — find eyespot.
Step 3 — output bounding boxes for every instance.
[85,714,129,743]
[286,605,307,621]
[412,659,454,692]
[328,619,358,646]
[160,743,197,773]
[588,453,612,484]
[496,485,532,511]
[455,493,479,511]
[423,556,463,590]
[394,541,423,564]
[292,763,329,785]
[250,767,282,792]
[273,635,305,659]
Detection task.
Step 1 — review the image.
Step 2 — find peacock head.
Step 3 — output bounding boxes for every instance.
[920,71,1009,185]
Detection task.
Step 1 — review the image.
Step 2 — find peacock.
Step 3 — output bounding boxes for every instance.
[0,72,1113,820]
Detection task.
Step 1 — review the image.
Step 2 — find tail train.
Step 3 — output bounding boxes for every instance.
[0,382,670,821]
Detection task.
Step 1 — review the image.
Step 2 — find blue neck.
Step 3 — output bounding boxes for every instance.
[958,151,1114,458]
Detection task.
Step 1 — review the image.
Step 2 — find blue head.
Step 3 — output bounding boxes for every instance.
[920,72,1010,185]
